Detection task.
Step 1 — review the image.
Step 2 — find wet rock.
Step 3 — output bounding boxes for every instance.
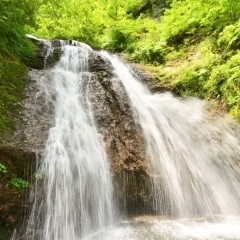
[0,40,154,232]
[15,49,148,176]
[87,53,147,174]
[118,55,173,94]
[11,69,53,153]
[87,51,152,215]
[27,36,62,69]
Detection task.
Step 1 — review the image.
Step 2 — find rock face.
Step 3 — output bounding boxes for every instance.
[0,38,155,235]
[26,35,62,70]
[19,38,149,175]
[129,63,172,93]
[88,52,147,173]
[0,148,35,239]
[87,52,152,215]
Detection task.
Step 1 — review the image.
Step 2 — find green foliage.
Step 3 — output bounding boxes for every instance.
[0,51,27,137]
[0,0,40,137]
[130,40,166,65]
[0,0,40,61]
[159,0,240,45]
[33,173,43,180]
[0,164,7,174]
[1,0,240,121]
[160,1,206,44]
[126,0,172,18]
[171,40,219,96]
[218,20,240,54]
[173,69,207,97]
[35,0,107,48]
[34,0,166,51]
[9,177,30,189]
[102,17,143,51]
[204,52,240,119]
[160,37,240,119]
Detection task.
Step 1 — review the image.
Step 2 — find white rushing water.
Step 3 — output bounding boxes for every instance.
[102,52,240,239]
[20,42,118,240]
[13,40,240,240]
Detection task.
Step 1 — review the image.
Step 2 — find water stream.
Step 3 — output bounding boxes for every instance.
[102,52,240,239]
[15,42,118,240]
[12,41,240,240]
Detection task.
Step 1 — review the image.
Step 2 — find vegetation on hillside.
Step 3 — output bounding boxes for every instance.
[0,0,38,60]
[30,0,240,119]
[0,50,27,139]
[0,0,39,137]
[156,0,240,119]
[0,0,240,120]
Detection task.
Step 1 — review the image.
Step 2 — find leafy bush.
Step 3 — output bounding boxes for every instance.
[205,53,240,119]
[36,0,108,48]
[101,16,146,51]
[173,69,209,97]
[0,163,7,174]
[159,0,208,44]
[9,177,30,189]
[159,0,240,45]
[0,0,38,61]
[102,28,137,52]
[171,40,219,96]
[130,40,166,65]
[218,20,240,53]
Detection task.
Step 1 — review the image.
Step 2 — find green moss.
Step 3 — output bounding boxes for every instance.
[0,49,27,141]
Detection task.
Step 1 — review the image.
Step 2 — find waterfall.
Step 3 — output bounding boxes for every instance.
[102,52,240,239]
[18,42,118,240]
[11,39,240,239]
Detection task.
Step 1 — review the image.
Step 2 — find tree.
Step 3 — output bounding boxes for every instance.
[0,0,44,60]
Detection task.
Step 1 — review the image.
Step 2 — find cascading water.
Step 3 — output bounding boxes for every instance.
[15,42,119,240]
[11,39,240,240]
[102,52,240,239]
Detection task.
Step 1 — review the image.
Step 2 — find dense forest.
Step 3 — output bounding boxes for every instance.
[0,0,240,137]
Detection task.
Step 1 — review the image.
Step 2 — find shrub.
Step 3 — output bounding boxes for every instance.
[159,0,240,45]
[130,40,166,65]
[0,163,7,174]
[9,177,30,189]
[205,52,240,119]
[218,20,240,53]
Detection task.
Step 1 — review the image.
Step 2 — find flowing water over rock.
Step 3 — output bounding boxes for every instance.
[13,42,118,240]
[102,52,240,239]
[11,41,240,240]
